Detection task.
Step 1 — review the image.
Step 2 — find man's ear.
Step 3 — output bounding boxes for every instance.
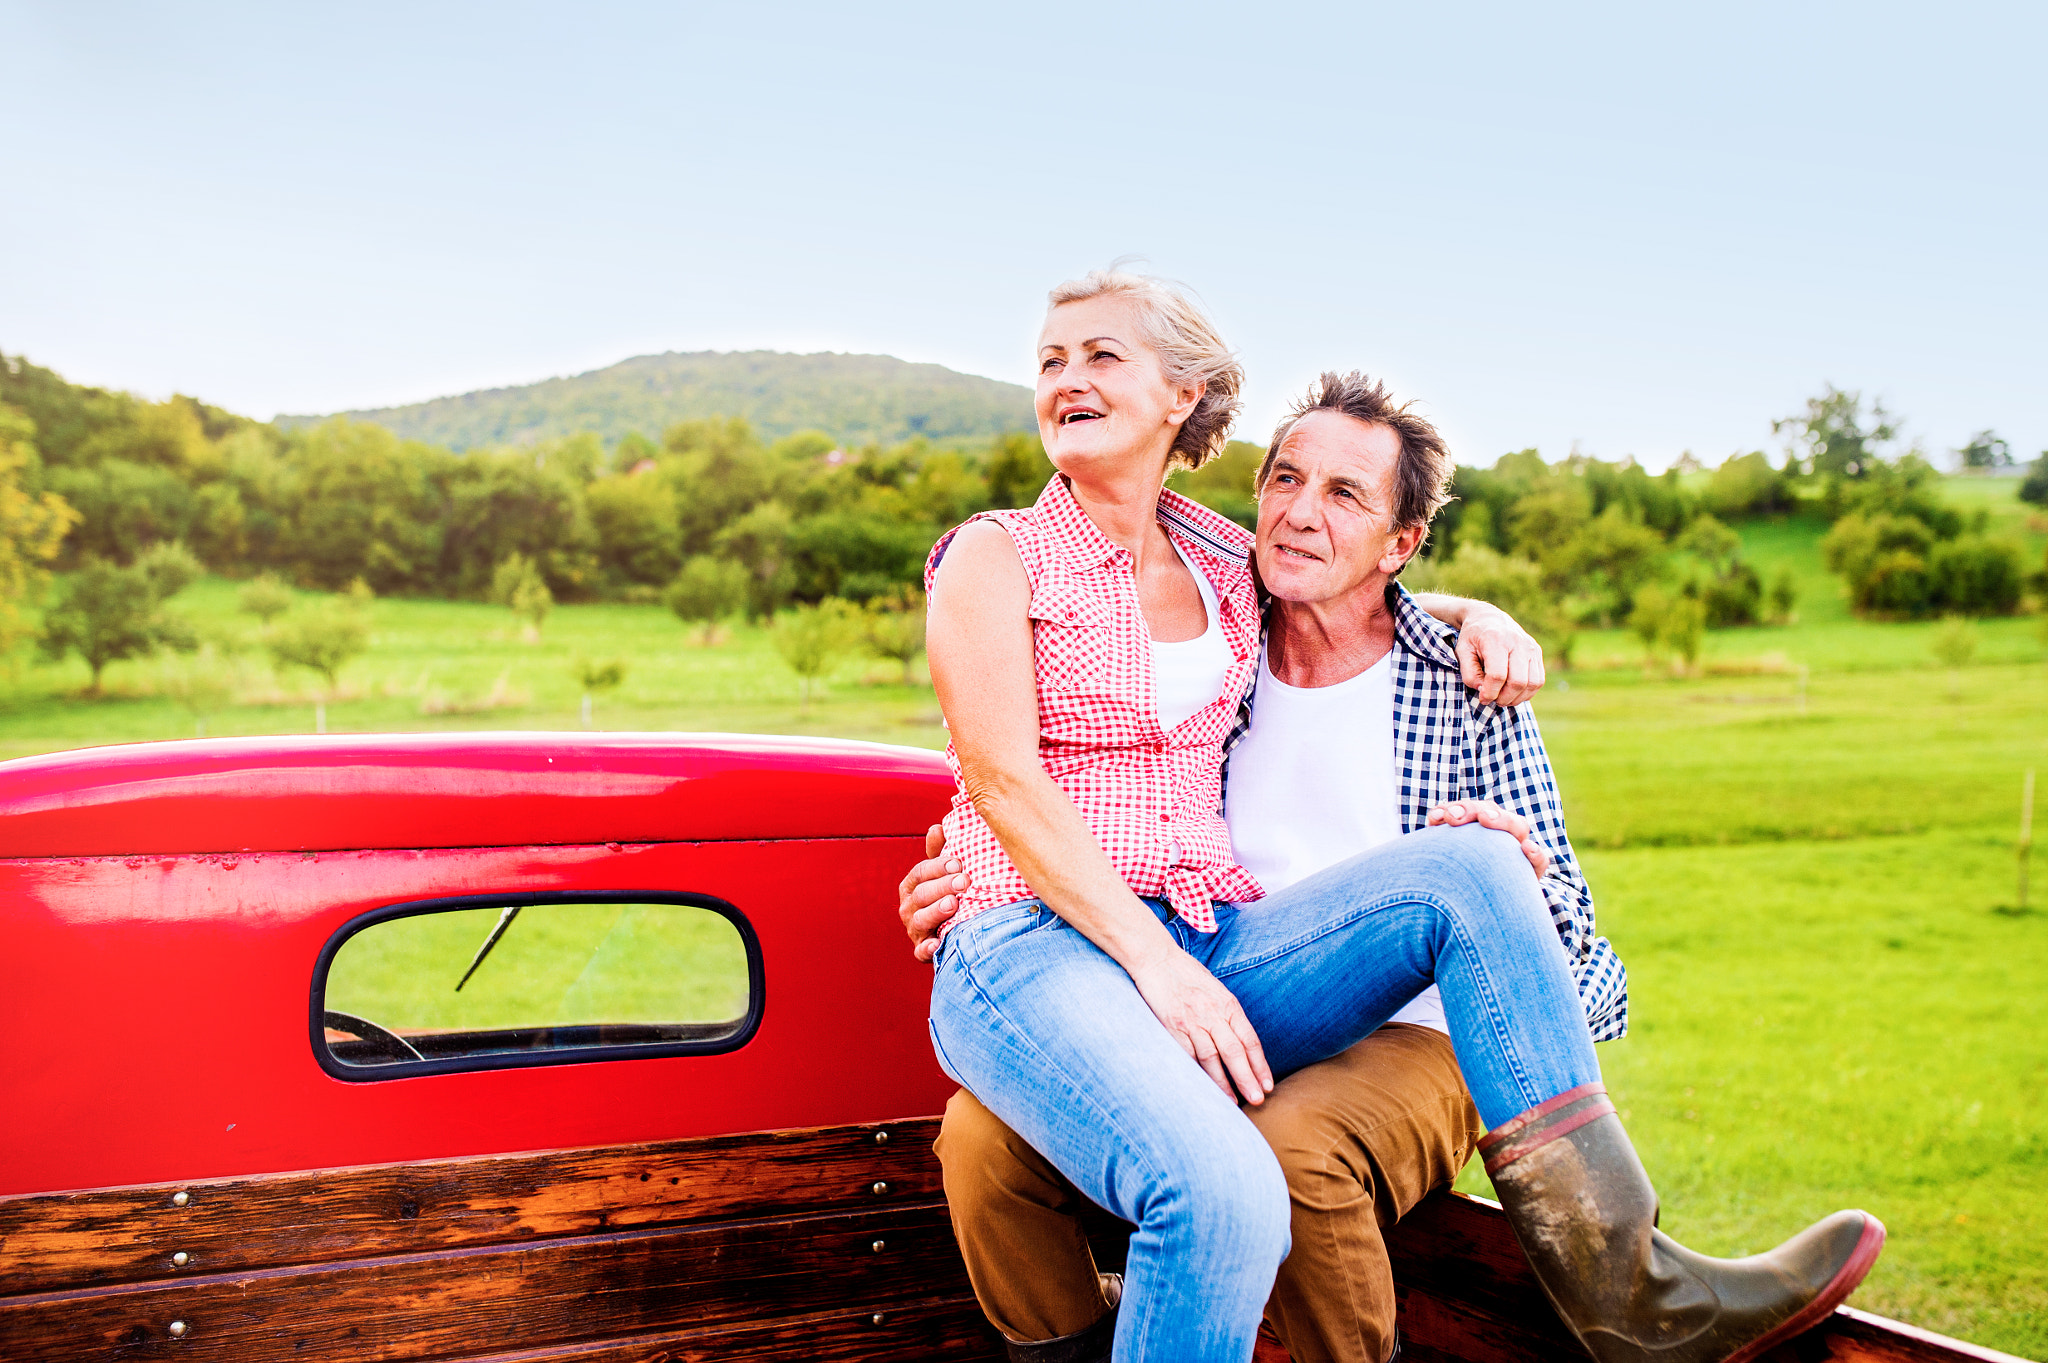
[1165,378,1206,428]
[1379,522,1427,575]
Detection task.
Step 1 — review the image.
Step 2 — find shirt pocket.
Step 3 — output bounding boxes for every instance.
[1029,587,1118,696]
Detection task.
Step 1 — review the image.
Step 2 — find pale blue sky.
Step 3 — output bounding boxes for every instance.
[4,2,2041,469]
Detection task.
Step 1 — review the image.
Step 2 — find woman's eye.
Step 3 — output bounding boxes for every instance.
[1040,357,1062,372]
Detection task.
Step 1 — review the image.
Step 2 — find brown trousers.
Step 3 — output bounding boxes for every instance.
[934,1023,1484,1363]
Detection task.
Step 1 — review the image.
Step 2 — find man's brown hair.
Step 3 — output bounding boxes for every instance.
[1256,372,1456,538]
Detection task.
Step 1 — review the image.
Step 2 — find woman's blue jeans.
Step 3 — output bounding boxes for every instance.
[927,823,1601,1362]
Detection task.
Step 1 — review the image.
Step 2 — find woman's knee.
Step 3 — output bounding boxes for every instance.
[1424,823,1550,930]
[1156,1122,1292,1267]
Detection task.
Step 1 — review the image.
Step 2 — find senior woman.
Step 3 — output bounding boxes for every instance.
[922,269,1882,1363]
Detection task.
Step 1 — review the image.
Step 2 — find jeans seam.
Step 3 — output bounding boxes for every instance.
[1210,890,1547,1117]
[937,934,1179,1209]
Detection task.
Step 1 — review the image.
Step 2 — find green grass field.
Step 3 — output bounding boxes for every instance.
[4,478,2044,1352]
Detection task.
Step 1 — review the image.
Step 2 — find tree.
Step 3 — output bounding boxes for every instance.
[1430,544,1576,666]
[1773,386,1900,479]
[238,572,295,623]
[863,588,927,684]
[773,598,859,705]
[157,641,240,736]
[491,552,553,642]
[571,657,627,730]
[1767,567,1798,625]
[1955,430,2013,472]
[265,594,370,734]
[1931,616,1977,700]
[0,406,79,654]
[585,472,682,588]
[715,501,797,619]
[666,555,749,644]
[2019,455,2048,508]
[1627,586,1705,674]
[1927,538,2024,616]
[39,557,196,695]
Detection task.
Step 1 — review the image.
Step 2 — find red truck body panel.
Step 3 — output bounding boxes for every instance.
[0,733,959,1197]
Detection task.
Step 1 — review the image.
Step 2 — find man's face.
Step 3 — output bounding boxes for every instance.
[1254,410,1426,606]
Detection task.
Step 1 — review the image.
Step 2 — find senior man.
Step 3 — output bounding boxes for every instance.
[900,371,1623,1363]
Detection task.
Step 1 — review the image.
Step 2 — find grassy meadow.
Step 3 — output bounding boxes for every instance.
[2,479,2043,1352]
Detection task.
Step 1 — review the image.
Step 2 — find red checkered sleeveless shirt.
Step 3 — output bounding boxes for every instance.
[924,475,1267,934]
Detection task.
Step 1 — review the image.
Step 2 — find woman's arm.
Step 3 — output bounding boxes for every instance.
[927,522,1273,1104]
[1409,591,1547,706]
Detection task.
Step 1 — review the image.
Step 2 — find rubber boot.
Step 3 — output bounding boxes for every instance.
[1002,1274,1121,1363]
[1481,1084,1886,1363]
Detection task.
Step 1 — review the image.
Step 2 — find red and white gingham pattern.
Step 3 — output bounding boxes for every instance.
[924,475,1267,934]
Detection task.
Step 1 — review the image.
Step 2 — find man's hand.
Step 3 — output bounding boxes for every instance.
[1427,799,1551,878]
[898,824,970,963]
[1125,943,1274,1106]
[1455,605,1545,707]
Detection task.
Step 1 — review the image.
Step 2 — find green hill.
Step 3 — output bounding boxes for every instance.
[279,350,1037,450]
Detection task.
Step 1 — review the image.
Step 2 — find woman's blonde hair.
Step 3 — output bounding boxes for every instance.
[1046,269,1242,470]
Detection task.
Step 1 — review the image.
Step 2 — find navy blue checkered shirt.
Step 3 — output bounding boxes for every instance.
[1224,583,1629,1042]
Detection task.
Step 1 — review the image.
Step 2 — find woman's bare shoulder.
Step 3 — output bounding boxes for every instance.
[934,520,1029,592]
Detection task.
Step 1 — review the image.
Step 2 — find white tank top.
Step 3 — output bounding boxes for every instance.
[1151,542,1234,733]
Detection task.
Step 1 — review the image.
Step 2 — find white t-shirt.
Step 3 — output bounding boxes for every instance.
[1151,543,1234,733]
[1224,643,1448,1033]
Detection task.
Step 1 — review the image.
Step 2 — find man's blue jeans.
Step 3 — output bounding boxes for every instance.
[927,824,1601,1362]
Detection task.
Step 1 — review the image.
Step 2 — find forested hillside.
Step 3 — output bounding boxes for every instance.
[279,350,1037,450]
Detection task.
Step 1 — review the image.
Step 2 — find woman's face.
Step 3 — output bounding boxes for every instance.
[1035,296,1198,480]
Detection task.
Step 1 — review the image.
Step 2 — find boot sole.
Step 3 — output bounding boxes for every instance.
[1721,1213,1888,1363]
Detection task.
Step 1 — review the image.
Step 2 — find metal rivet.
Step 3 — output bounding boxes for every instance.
[871,1313,886,1326]
[871,1238,886,1253]
[871,1181,888,1195]
[873,1130,889,1144]
[168,1321,188,1338]
[171,1252,189,1267]
[172,1191,190,1207]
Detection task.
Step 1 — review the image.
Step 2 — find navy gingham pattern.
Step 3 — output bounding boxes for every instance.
[1224,584,1630,1041]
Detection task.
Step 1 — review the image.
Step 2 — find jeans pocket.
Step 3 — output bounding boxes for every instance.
[944,899,1046,964]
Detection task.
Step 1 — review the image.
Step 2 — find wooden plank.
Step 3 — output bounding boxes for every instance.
[0,1119,941,1297]
[0,1203,971,1362]
[1384,1192,2020,1363]
[432,1296,1002,1363]
[1385,1190,1588,1361]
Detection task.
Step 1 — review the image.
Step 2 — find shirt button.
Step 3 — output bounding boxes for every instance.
[1152,742,1168,755]
[1159,812,1172,822]
[1064,610,1075,620]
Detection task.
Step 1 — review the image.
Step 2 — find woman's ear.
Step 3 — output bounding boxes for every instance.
[1165,378,1206,428]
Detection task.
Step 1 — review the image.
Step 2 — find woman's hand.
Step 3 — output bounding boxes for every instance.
[1426,799,1551,878]
[1125,945,1274,1106]
[1454,604,1545,707]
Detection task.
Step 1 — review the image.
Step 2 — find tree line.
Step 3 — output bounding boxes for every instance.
[0,351,2038,693]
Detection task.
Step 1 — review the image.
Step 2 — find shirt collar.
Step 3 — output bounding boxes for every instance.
[1253,580,1465,673]
[1032,474,1255,576]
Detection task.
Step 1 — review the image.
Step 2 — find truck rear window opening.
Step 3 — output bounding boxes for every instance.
[315,896,761,1078]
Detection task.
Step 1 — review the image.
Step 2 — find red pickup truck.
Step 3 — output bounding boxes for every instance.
[0,734,2014,1362]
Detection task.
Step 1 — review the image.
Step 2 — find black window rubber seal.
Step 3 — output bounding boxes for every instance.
[309,889,766,1083]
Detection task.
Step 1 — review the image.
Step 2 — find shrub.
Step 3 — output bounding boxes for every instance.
[1858,550,1933,616]
[1700,563,1763,627]
[773,598,860,704]
[666,555,750,644]
[2020,455,2048,508]
[1927,538,2023,616]
[491,553,553,641]
[863,588,927,684]
[1429,544,1576,667]
[238,572,295,623]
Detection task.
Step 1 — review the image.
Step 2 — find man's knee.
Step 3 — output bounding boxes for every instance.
[936,1087,1075,1217]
